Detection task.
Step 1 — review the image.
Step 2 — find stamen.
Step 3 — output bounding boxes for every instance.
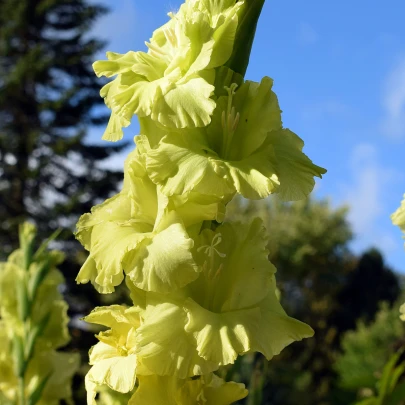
[221,83,240,158]
[232,112,240,132]
[145,41,166,57]
[212,263,223,280]
[118,346,128,356]
[163,27,177,47]
[221,110,226,130]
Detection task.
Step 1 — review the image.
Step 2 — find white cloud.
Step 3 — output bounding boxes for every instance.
[298,22,318,45]
[381,56,405,139]
[341,143,396,235]
[338,143,404,259]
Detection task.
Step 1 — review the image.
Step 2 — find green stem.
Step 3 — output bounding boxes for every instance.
[18,376,26,405]
[225,0,266,77]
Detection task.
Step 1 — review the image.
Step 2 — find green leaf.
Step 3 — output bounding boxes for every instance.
[387,381,405,405]
[27,259,50,304]
[19,222,37,271]
[32,228,62,261]
[13,335,25,377]
[25,311,51,362]
[16,274,29,322]
[378,352,402,400]
[27,373,51,405]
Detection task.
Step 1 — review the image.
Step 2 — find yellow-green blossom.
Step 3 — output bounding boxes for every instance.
[84,305,144,403]
[0,224,79,405]
[392,194,405,321]
[392,194,405,237]
[76,149,225,294]
[0,253,70,351]
[80,1,325,403]
[144,77,326,201]
[0,329,79,405]
[129,373,247,405]
[93,0,244,141]
[132,219,314,378]
[91,385,133,405]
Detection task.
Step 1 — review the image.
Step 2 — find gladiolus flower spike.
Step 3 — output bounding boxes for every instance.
[76,0,327,403]
[0,223,79,405]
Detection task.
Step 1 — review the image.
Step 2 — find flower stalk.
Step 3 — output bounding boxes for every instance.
[0,223,79,405]
[226,0,266,76]
[76,0,327,403]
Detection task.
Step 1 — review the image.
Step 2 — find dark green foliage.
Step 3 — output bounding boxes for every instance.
[0,2,131,402]
[0,0,128,259]
[350,350,405,405]
[335,300,405,395]
[331,249,401,333]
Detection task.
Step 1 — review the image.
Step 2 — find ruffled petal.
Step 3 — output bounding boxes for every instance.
[111,74,165,122]
[251,278,315,359]
[172,191,227,226]
[101,112,127,142]
[151,77,216,128]
[75,193,132,251]
[126,151,158,224]
[128,375,201,405]
[87,354,138,393]
[184,298,260,366]
[129,373,246,405]
[207,7,240,68]
[145,132,235,199]
[84,305,140,332]
[136,298,217,378]
[204,374,248,405]
[89,342,121,365]
[392,194,405,232]
[145,122,280,201]
[225,148,280,199]
[85,374,98,405]
[76,256,118,294]
[93,51,141,78]
[85,220,148,292]
[267,129,327,201]
[93,1,245,136]
[123,210,199,293]
[190,219,274,312]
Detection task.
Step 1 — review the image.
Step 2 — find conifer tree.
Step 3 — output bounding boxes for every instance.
[0,0,128,258]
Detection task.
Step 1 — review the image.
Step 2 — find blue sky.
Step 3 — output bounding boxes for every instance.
[89,0,405,272]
